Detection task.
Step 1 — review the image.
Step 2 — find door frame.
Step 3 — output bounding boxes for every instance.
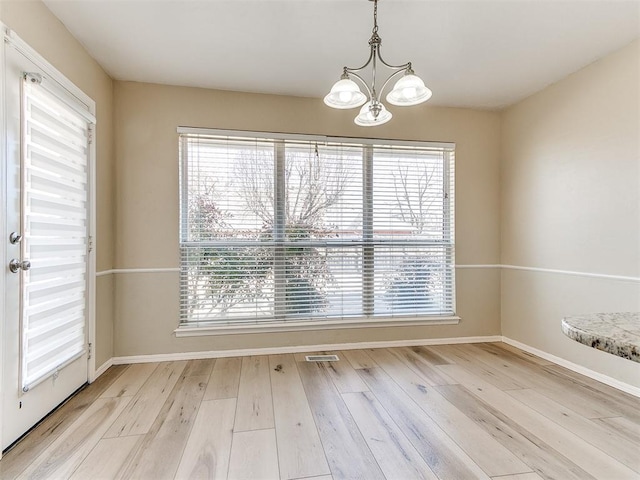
[0,23,97,456]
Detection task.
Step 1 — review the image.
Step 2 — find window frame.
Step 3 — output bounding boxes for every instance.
[175,127,459,336]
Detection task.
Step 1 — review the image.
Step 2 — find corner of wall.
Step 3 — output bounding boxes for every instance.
[497,39,640,388]
[497,107,507,336]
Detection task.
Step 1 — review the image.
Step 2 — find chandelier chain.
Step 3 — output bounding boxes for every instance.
[372,0,379,34]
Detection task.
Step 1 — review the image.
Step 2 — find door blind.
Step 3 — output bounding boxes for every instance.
[21,76,91,391]
[179,130,455,328]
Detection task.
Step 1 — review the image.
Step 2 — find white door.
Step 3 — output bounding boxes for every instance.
[2,43,93,450]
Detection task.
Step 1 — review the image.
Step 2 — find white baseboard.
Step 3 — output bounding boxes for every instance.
[111,335,503,365]
[93,358,114,380]
[103,335,638,397]
[502,337,640,398]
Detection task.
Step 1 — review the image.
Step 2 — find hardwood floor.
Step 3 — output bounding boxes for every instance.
[1,343,638,480]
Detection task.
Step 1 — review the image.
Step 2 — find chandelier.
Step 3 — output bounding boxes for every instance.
[324,0,432,127]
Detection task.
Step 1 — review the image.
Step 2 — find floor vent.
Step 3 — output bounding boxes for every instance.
[305,354,340,362]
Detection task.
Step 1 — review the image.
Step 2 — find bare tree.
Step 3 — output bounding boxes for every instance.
[187,182,231,241]
[234,151,274,225]
[285,148,348,227]
[188,145,351,317]
[184,181,272,316]
[391,162,437,235]
[386,161,442,310]
[235,146,349,229]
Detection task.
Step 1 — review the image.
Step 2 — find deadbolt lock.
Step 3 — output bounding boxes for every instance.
[9,232,22,244]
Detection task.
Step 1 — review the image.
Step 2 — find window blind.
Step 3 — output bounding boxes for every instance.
[21,78,90,391]
[179,130,455,328]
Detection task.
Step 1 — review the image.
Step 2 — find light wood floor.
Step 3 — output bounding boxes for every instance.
[1,342,639,480]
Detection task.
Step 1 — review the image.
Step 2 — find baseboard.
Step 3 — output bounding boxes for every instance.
[93,358,114,380]
[101,335,639,397]
[502,337,640,398]
[111,335,503,365]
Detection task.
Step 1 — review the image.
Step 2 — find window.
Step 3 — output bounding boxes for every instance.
[178,128,455,330]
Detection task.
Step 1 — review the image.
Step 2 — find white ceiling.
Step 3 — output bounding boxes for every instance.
[43,0,640,109]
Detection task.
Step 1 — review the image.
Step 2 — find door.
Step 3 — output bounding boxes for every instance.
[2,43,94,450]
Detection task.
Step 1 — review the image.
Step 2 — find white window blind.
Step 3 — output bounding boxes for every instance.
[21,77,91,391]
[179,130,455,328]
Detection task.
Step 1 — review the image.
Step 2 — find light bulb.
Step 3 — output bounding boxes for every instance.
[339,90,352,103]
[324,78,367,109]
[402,87,417,100]
[386,73,432,106]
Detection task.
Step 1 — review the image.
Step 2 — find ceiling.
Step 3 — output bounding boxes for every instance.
[43,0,640,109]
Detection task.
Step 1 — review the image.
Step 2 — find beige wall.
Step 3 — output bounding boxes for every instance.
[113,81,502,356]
[501,40,640,386]
[6,0,636,388]
[1,0,115,366]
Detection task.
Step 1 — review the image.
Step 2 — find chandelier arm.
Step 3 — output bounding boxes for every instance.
[344,71,373,100]
[376,46,412,70]
[343,45,376,74]
[378,67,409,99]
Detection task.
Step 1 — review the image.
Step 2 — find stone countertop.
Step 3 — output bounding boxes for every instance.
[561,312,640,363]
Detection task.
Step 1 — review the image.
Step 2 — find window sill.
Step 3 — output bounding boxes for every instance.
[174,315,460,337]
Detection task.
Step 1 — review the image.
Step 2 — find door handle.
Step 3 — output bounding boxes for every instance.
[9,259,31,273]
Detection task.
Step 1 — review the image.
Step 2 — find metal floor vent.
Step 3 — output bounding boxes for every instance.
[305,354,340,362]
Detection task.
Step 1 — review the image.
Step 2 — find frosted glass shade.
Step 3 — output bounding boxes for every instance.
[354,101,392,127]
[386,73,432,106]
[324,78,367,109]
